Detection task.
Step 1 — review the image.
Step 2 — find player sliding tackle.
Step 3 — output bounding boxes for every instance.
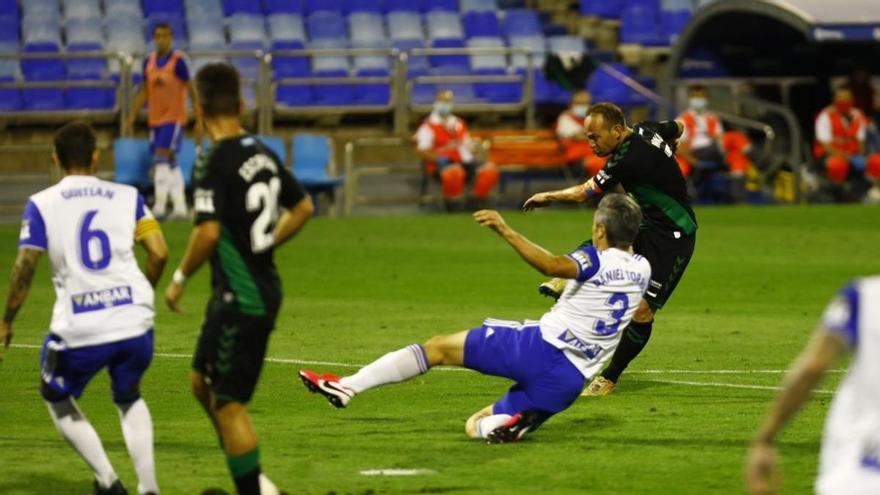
[300,194,651,442]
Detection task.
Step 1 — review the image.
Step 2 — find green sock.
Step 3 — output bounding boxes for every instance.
[227,448,261,495]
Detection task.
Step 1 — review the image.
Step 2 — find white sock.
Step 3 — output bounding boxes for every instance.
[153,163,170,216]
[169,166,187,216]
[339,344,430,394]
[475,414,513,439]
[46,399,118,489]
[117,399,158,495]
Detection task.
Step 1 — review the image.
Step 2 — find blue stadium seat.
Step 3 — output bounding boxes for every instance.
[354,67,391,105]
[662,0,694,10]
[430,66,476,103]
[352,39,390,72]
[67,82,115,110]
[460,0,496,12]
[305,0,342,15]
[21,43,65,81]
[579,0,623,19]
[392,39,428,76]
[387,12,424,41]
[411,79,435,105]
[463,12,501,38]
[660,9,692,43]
[426,11,463,40]
[65,17,103,46]
[468,37,519,103]
[22,0,60,20]
[587,63,632,105]
[63,0,100,20]
[509,35,545,71]
[22,17,62,47]
[189,18,226,50]
[309,38,352,105]
[422,0,457,12]
[292,134,344,193]
[223,0,262,16]
[503,9,541,37]
[22,87,66,110]
[263,0,304,15]
[344,0,383,14]
[143,0,182,16]
[0,17,20,43]
[0,42,19,79]
[620,5,664,45]
[268,13,306,42]
[384,0,420,13]
[186,0,223,18]
[271,39,309,78]
[228,14,266,45]
[0,0,20,19]
[307,11,347,39]
[113,138,152,188]
[230,40,263,80]
[348,12,385,42]
[429,38,468,71]
[66,42,107,79]
[276,83,313,106]
[105,0,142,17]
[0,76,23,111]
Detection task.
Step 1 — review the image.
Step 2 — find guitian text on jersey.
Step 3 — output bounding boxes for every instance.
[591,268,648,290]
[61,186,115,200]
[71,285,133,314]
[238,154,277,182]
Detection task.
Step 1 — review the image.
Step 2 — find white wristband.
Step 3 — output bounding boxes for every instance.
[172,268,187,285]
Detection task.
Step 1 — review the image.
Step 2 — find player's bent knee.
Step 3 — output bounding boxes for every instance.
[39,381,70,403]
[422,335,448,365]
[112,385,141,405]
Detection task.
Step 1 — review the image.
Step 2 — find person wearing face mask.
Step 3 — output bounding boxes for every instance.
[414,90,500,210]
[814,86,880,193]
[675,84,755,203]
[555,90,607,178]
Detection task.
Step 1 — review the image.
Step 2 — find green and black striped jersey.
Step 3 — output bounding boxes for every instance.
[193,134,306,316]
[594,121,697,237]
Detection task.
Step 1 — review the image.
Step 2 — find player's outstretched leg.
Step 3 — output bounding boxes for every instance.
[299,332,468,408]
[465,405,545,444]
[44,396,123,493]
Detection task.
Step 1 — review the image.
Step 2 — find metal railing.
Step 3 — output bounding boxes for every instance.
[0,47,538,135]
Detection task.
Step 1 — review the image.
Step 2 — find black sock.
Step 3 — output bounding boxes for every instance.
[227,448,261,495]
[601,320,653,383]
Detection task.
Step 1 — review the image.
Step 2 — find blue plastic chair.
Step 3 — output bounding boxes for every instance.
[268,13,306,42]
[0,76,22,111]
[307,11,347,39]
[292,134,344,212]
[387,12,424,41]
[429,38,468,71]
[384,0,420,12]
[463,11,501,38]
[113,138,152,188]
[355,68,391,105]
[587,63,631,105]
[223,0,262,16]
[426,11,463,40]
[0,0,19,19]
[276,83,313,106]
[392,39,429,76]
[143,0,183,16]
[460,0,496,12]
[263,0,304,14]
[305,0,342,15]
[22,43,65,81]
[272,39,309,77]
[66,41,107,80]
[580,0,623,18]
[619,5,664,45]
[345,0,383,14]
[348,12,385,42]
[423,0,457,12]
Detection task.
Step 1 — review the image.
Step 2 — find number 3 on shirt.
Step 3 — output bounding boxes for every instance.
[594,292,629,336]
[247,177,280,253]
[79,210,111,270]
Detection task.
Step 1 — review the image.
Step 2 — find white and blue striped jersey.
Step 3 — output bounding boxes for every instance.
[539,245,651,378]
[817,276,880,494]
[18,176,156,348]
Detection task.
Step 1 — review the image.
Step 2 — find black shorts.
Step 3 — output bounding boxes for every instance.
[633,228,696,311]
[192,298,277,404]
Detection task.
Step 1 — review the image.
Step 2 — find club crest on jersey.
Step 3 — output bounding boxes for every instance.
[71,286,133,314]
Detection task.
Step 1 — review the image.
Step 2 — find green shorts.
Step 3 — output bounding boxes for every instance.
[192,298,277,404]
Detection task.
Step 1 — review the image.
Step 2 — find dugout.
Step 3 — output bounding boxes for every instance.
[664,0,880,135]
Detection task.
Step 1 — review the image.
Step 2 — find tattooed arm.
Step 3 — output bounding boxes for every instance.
[1,248,42,356]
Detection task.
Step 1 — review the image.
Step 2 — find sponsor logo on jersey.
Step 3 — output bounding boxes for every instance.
[558,329,603,360]
[19,219,30,241]
[71,285,133,314]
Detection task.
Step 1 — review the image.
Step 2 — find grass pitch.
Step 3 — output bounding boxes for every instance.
[1,205,878,494]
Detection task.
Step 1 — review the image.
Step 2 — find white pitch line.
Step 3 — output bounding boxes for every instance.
[5,344,842,394]
[631,378,835,395]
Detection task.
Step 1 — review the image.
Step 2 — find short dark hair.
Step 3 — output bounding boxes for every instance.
[153,22,172,35]
[54,121,96,170]
[196,63,242,118]
[688,84,707,93]
[587,103,627,129]
[595,193,642,249]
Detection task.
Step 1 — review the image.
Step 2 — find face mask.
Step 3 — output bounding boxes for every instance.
[434,102,453,116]
[835,100,853,114]
[571,104,588,118]
[689,97,708,111]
